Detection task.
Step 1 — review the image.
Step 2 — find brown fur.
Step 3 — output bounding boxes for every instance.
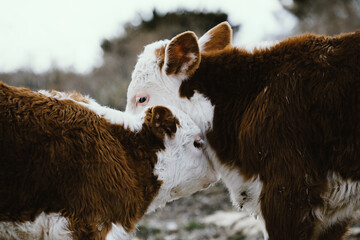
[155,46,166,70]
[317,220,351,240]
[200,22,232,52]
[0,82,179,239]
[165,32,200,76]
[178,31,360,239]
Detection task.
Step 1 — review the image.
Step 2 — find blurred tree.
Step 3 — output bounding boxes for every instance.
[280,0,360,35]
[93,9,239,109]
[1,9,239,110]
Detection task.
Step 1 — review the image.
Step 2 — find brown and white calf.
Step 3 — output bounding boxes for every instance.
[126,22,360,239]
[0,82,218,239]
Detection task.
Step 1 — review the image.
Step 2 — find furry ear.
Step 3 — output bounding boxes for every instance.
[164,31,200,78]
[146,106,180,139]
[198,21,232,52]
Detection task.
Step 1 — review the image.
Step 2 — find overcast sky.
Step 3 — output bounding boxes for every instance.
[0,0,296,73]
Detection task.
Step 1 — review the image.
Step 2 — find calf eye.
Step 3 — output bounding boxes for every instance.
[137,96,147,103]
[135,95,149,107]
[194,138,204,149]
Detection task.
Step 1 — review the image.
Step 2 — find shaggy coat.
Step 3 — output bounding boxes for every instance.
[126,22,360,240]
[0,82,217,239]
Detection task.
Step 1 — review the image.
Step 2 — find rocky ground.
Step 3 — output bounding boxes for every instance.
[135,182,360,240]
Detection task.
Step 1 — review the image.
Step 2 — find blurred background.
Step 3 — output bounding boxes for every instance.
[1,0,360,239]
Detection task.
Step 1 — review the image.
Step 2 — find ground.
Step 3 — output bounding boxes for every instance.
[136,182,360,240]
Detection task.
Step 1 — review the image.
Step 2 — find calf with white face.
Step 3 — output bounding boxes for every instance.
[0,83,218,240]
[126,22,360,240]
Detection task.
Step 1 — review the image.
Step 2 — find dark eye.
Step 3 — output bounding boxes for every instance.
[137,96,147,103]
[194,139,204,149]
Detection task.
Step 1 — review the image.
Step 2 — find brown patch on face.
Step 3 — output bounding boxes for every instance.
[178,30,360,239]
[144,106,180,139]
[165,31,200,76]
[0,82,174,239]
[155,46,166,70]
[201,21,232,52]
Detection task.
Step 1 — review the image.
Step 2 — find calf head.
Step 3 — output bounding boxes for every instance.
[144,106,219,212]
[126,22,232,132]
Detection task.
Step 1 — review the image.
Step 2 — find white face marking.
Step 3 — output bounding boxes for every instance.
[0,213,71,240]
[126,40,214,135]
[146,106,219,213]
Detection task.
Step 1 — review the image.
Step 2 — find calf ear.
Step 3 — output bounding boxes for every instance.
[164,31,200,79]
[146,106,180,139]
[198,21,232,52]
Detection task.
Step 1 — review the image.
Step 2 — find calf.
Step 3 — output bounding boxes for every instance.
[126,22,360,239]
[0,82,218,239]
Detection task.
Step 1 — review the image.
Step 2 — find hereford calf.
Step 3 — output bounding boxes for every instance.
[0,82,218,239]
[126,22,360,239]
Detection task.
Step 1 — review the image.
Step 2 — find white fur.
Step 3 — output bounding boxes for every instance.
[0,213,71,240]
[106,224,132,240]
[0,214,133,240]
[203,211,264,237]
[147,106,219,213]
[240,40,279,53]
[127,40,214,133]
[198,32,212,52]
[313,171,360,236]
[207,147,268,239]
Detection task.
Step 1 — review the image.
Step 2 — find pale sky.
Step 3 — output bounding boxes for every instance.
[0,0,296,73]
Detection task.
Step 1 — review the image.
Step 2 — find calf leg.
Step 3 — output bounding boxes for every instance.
[261,183,316,240]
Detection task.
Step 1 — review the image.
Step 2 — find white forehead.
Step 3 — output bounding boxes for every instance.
[129,40,183,94]
[165,105,201,135]
[127,38,215,134]
[129,40,169,91]
[138,40,168,67]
